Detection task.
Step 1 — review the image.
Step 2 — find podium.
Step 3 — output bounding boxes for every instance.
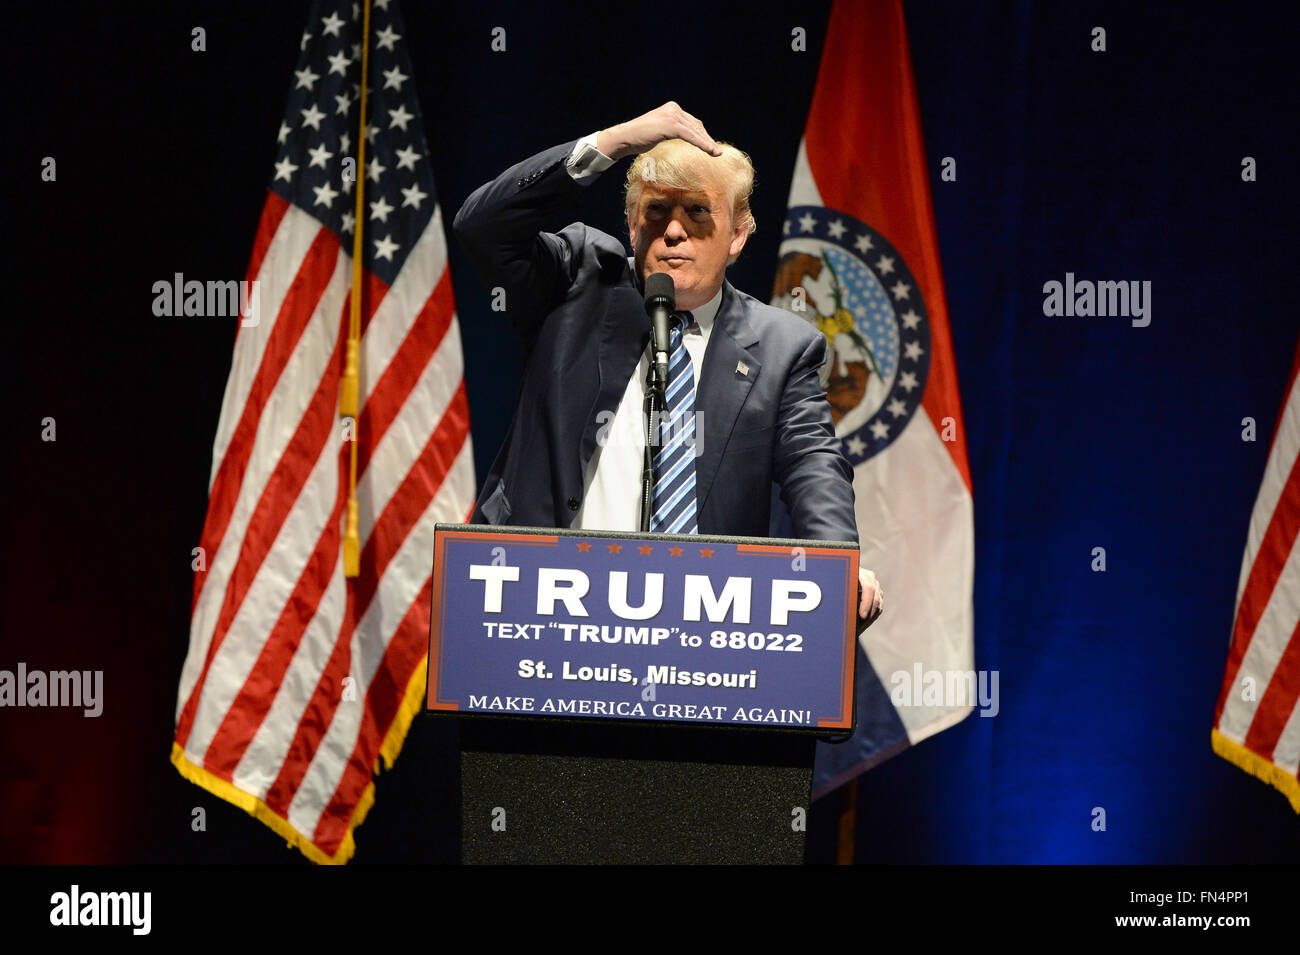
[427,524,859,864]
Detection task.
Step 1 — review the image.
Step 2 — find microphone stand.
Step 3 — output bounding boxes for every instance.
[639,272,674,532]
[639,353,665,532]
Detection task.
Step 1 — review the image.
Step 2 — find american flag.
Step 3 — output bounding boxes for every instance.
[1213,333,1300,813]
[171,0,475,863]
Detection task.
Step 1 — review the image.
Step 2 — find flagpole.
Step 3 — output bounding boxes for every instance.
[339,0,372,578]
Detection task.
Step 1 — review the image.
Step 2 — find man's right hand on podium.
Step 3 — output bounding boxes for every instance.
[857,567,883,636]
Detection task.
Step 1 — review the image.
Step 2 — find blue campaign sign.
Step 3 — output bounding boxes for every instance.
[427,525,858,731]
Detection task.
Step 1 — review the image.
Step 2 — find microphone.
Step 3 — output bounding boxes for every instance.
[644,272,675,403]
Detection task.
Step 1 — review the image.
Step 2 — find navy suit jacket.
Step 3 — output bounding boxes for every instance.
[453,141,858,544]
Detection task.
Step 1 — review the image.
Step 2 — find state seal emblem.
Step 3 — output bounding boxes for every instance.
[771,205,932,465]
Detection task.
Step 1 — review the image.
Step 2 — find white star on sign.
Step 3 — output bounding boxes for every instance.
[375,0,392,10]
[365,123,379,143]
[903,340,924,361]
[341,174,353,195]
[401,183,428,209]
[307,143,334,169]
[373,234,399,261]
[277,122,291,144]
[901,309,921,329]
[335,92,353,116]
[890,280,911,301]
[327,51,352,77]
[300,104,325,130]
[366,156,387,183]
[341,211,355,233]
[782,219,791,235]
[846,436,866,456]
[798,212,817,233]
[375,25,401,51]
[300,31,311,51]
[273,157,298,182]
[320,12,345,37]
[340,132,351,154]
[870,420,890,440]
[383,66,408,90]
[898,371,919,392]
[887,398,907,418]
[295,66,320,91]
[855,234,874,253]
[876,255,895,275]
[369,196,395,222]
[827,219,847,239]
[387,103,414,131]
[394,145,420,170]
[312,181,339,207]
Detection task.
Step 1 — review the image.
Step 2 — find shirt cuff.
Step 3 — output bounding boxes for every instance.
[565,131,616,182]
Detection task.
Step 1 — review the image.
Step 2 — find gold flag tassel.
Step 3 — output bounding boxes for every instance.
[339,0,372,578]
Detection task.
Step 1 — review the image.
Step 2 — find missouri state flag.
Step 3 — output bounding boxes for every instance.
[770,0,975,798]
[1212,333,1300,813]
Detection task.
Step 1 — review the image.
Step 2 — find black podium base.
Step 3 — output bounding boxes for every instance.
[458,716,816,864]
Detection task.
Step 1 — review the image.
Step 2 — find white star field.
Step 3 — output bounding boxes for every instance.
[824,246,900,381]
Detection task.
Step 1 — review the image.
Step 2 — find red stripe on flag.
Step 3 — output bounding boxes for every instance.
[261,582,359,820]
[359,269,389,337]
[177,291,349,748]
[1244,618,1300,757]
[201,438,351,779]
[1215,454,1300,723]
[190,226,340,615]
[233,192,291,345]
[359,383,471,610]
[312,576,433,856]
[802,0,971,493]
[356,271,455,476]
[262,383,471,825]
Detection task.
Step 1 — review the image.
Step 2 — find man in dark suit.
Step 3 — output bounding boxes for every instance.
[454,102,883,631]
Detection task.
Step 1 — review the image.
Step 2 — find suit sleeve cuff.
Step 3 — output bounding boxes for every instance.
[565,131,616,182]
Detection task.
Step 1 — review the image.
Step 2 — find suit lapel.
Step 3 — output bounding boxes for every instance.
[695,280,761,514]
[579,264,648,474]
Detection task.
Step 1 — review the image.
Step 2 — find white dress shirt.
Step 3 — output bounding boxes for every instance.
[564,132,723,531]
[573,287,721,531]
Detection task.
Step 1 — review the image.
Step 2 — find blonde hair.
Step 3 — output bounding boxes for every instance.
[624,139,757,237]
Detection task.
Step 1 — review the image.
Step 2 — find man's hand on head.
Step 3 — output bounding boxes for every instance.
[597,102,723,162]
[857,567,883,635]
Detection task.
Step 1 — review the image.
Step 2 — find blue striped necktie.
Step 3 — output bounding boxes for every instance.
[651,311,698,534]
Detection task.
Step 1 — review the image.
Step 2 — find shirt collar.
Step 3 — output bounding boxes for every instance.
[684,285,723,332]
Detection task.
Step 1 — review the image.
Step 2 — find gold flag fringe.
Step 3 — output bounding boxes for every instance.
[171,655,430,864]
[1211,728,1300,813]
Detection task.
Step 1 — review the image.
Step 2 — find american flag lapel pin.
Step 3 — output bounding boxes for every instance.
[735,360,750,377]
